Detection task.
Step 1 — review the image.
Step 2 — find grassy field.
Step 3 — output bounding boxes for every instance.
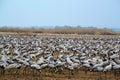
[0,28,119,35]
[0,28,120,80]
[0,68,120,80]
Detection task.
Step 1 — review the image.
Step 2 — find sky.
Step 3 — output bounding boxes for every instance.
[0,0,120,29]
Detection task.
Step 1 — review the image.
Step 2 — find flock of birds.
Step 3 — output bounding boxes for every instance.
[0,35,120,77]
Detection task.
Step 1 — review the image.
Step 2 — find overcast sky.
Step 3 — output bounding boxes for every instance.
[0,0,120,28]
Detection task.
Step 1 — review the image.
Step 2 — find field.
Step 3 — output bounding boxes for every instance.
[0,68,120,80]
[0,28,120,80]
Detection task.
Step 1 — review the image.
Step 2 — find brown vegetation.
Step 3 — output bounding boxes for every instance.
[0,28,119,35]
[0,68,120,80]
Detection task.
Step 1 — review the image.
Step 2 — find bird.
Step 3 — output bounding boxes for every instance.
[110,53,119,59]
[5,63,21,74]
[66,56,73,66]
[103,63,112,72]
[30,63,41,75]
[37,56,45,65]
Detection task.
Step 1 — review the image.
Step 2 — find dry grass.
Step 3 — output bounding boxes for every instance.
[0,28,119,35]
[0,28,120,39]
[0,68,120,80]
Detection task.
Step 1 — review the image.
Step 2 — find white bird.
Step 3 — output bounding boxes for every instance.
[82,63,91,68]
[13,49,20,55]
[93,60,109,69]
[56,60,65,67]
[93,66,104,72]
[40,64,48,69]
[5,63,21,74]
[70,57,80,63]
[113,59,120,64]
[6,63,21,70]
[72,63,80,69]
[0,53,10,61]
[104,63,112,72]
[29,54,36,59]
[37,56,45,65]
[66,57,73,66]
[31,64,41,71]
[111,60,120,70]
[110,54,119,59]
[0,60,8,69]
[48,63,56,68]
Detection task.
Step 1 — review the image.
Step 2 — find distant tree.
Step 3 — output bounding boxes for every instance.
[76,25,82,28]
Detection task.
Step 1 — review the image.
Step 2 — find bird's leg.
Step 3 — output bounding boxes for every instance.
[2,69,4,75]
[68,69,71,79]
[15,69,19,75]
[85,69,87,74]
[52,68,55,77]
[104,71,107,80]
[58,68,61,74]
[99,72,102,80]
[37,70,41,75]
[23,67,27,75]
[55,67,58,73]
